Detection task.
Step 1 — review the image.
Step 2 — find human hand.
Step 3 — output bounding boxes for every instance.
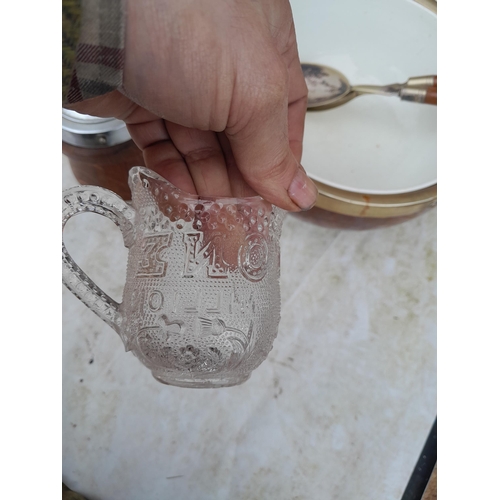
[66,0,317,211]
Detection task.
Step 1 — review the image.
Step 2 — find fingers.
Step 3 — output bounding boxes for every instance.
[217,133,258,199]
[165,122,232,197]
[225,62,317,212]
[129,117,235,199]
[66,91,199,194]
[126,119,197,195]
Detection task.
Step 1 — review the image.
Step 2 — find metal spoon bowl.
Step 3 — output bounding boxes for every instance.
[301,64,351,107]
[301,63,437,109]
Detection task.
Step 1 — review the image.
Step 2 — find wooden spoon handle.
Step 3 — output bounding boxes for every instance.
[424,86,437,105]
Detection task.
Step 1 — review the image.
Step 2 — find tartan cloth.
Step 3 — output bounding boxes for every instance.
[62,0,125,104]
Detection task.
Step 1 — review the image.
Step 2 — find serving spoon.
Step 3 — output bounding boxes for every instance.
[301,63,437,109]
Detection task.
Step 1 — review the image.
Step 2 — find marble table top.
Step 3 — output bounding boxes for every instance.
[62,155,436,500]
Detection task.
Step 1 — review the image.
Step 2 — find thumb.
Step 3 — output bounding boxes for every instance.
[225,75,317,211]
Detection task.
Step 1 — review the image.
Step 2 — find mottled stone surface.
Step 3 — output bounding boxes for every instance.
[62,155,436,500]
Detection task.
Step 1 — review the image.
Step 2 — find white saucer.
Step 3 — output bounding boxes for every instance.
[291,0,437,196]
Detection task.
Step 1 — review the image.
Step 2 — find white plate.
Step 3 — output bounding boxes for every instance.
[291,0,437,195]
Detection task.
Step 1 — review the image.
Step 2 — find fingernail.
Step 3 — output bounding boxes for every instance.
[288,167,318,210]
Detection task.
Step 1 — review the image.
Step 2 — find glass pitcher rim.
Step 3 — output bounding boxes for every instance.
[129,166,271,206]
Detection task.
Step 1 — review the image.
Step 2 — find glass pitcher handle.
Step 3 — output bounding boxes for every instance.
[62,186,136,333]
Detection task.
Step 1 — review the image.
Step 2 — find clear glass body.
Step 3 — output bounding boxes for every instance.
[63,167,285,388]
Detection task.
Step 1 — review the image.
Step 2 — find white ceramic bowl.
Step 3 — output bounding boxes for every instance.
[292,0,437,196]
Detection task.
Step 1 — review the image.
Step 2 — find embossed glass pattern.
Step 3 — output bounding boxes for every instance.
[62,167,285,388]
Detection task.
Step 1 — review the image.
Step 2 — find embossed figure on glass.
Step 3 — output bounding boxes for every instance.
[62,167,285,388]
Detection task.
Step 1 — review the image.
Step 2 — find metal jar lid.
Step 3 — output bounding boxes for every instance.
[62,109,132,148]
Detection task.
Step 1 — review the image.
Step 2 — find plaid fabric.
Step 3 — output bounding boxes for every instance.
[62,0,81,102]
[63,0,125,104]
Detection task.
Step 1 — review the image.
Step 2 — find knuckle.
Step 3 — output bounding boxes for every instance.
[260,150,295,184]
[182,146,221,165]
[260,65,289,105]
[228,66,288,137]
[239,56,289,108]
